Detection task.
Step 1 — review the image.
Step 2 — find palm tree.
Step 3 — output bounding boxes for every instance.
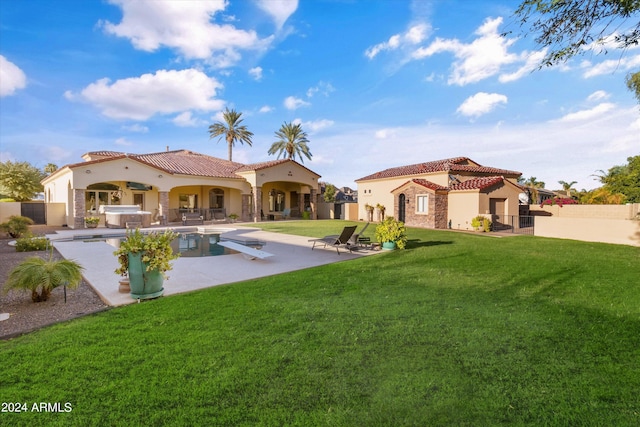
[5,254,84,302]
[523,176,545,204]
[208,108,253,162]
[268,122,312,163]
[558,180,577,197]
[44,163,58,175]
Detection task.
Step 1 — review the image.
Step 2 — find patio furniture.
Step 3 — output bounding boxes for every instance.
[355,222,372,247]
[282,208,291,219]
[309,225,357,255]
[99,205,152,229]
[182,212,204,226]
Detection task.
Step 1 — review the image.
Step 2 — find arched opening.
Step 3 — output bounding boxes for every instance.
[269,189,285,212]
[398,193,406,223]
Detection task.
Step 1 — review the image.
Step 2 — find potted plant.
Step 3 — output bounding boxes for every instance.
[228,213,239,223]
[114,229,179,300]
[364,204,375,222]
[84,216,100,228]
[375,216,407,250]
[4,252,84,302]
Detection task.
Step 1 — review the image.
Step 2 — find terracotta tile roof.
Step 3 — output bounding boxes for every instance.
[356,157,521,181]
[391,178,448,193]
[235,158,321,177]
[449,176,505,191]
[356,157,470,181]
[64,149,321,179]
[449,164,521,176]
[133,150,244,178]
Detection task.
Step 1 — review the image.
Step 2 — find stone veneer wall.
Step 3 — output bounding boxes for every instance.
[395,186,448,229]
[73,189,86,229]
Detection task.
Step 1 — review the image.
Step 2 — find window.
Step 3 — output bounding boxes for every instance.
[179,194,198,209]
[269,189,285,212]
[209,188,224,208]
[416,195,429,214]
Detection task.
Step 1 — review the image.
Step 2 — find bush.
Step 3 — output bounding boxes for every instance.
[0,198,16,202]
[470,215,484,230]
[0,215,34,238]
[15,235,51,252]
[483,217,492,232]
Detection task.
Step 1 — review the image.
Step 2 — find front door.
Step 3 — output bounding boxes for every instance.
[398,194,406,222]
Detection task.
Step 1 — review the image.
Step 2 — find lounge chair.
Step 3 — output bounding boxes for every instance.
[282,208,291,219]
[309,225,357,255]
[354,222,371,246]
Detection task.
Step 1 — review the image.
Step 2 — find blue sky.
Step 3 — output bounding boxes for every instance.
[1,0,638,191]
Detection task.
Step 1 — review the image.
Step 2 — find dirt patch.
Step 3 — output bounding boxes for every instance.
[0,226,109,340]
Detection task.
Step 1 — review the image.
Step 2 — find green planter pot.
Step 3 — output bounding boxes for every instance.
[127,252,164,300]
[381,241,397,251]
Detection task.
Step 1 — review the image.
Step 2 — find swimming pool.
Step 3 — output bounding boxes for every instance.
[69,232,237,258]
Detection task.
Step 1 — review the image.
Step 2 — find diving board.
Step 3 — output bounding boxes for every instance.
[217,241,274,260]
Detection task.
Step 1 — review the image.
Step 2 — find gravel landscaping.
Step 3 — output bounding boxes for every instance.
[0,226,109,340]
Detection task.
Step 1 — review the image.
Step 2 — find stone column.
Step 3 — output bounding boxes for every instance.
[310,188,317,220]
[73,189,86,229]
[252,186,262,222]
[241,193,252,222]
[158,191,169,224]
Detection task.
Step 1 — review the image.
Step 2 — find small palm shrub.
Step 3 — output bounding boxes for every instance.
[15,235,51,252]
[4,254,84,302]
[0,215,34,238]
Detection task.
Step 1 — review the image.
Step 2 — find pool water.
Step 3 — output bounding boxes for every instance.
[100,233,239,257]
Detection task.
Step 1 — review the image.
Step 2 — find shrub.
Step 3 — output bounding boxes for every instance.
[0,198,16,202]
[0,215,34,238]
[540,197,578,207]
[4,254,84,302]
[471,215,484,230]
[84,216,100,225]
[483,217,492,232]
[15,236,51,252]
[375,216,407,249]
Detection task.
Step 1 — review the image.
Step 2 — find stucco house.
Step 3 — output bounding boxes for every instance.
[42,149,321,228]
[355,157,523,230]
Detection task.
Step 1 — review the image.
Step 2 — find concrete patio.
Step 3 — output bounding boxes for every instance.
[49,225,379,307]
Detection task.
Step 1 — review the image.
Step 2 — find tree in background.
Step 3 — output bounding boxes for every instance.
[0,161,46,201]
[208,108,253,162]
[268,122,312,163]
[521,176,546,204]
[322,183,337,203]
[599,155,640,203]
[44,163,58,175]
[514,0,640,102]
[558,180,578,197]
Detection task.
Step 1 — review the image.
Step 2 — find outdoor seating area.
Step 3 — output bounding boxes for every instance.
[309,225,358,254]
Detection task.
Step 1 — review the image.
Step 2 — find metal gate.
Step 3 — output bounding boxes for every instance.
[492,215,534,235]
[21,202,46,224]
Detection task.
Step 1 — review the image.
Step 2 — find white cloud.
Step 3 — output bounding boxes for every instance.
[122,124,149,133]
[457,92,508,118]
[283,95,310,110]
[249,66,263,81]
[300,119,334,132]
[587,90,610,102]
[412,17,520,86]
[115,137,132,146]
[0,151,16,162]
[374,128,398,139]
[101,0,271,67]
[259,105,273,113]
[554,102,616,123]
[66,68,225,120]
[365,23,430,59]
[172,111,201,127]
[255,0,298,29]
[306,81,335,97]
[0,56,27,97]
[582,53,640,78]
[499,49,547,83]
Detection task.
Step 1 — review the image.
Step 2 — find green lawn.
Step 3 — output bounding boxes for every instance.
[1,221,639,426]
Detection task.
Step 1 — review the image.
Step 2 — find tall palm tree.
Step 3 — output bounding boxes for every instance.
[268,122,312,163]
[208,108,253,162]
[523,176,545,204]
[44,163,58,175]
[558,180,577,197]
